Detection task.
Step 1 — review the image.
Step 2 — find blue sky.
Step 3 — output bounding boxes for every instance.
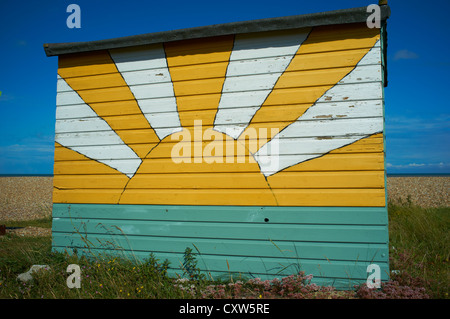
[0,0,448,174]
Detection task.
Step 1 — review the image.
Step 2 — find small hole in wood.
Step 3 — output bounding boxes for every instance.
[264,218,269,222]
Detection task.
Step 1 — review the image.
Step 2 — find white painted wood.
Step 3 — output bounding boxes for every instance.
[118,68,172,86]
[261,135,379,154]
[56,118,114,133]
[222,72,283,93]
[358,40,381,65]
[56,85,85,106]
[109,44,168,72]
[61,145,141,160]
[56,75,72,93]
[56,133,141,178]
[254,42,384,176]
[55,158,143,175]
[337,65,381,84]
[55,78,141,177]
[276,118,383,139]
[255,132,382,176]
[55,131,127,146]
[137,97,178,113]
[214,31,309,139]
[226,56,295,76]
[296,100,383,120]
[230,30,310,60]
[56,104,94,120]
[215,90,273,109]
[111,46,182,140]
[317,82,382,103]
[126,82,177,100]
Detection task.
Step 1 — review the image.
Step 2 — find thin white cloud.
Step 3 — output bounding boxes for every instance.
[393,49,419,61]
[385,116,450,133]
[387,162,448,169]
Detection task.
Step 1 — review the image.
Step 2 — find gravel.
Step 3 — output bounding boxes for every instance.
[386,176,449,208]
[0,177,53,221]
[0,176,448,224]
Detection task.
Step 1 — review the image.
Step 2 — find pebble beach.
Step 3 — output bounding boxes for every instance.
[0,176,449,221]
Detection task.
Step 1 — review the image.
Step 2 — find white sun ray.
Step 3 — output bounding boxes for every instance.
[254,41,384,177]
[213,29,310,139]
[55,76,142,178]
[110,44,183,140]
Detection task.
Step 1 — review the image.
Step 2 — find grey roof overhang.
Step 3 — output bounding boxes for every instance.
[43,5,390,57]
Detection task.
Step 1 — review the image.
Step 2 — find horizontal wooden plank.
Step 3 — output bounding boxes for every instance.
[53,137,383,161]
[298,23,380,54]
[52,232,388,263]
[52,218,387,243]
[55,114,383,136]
[53,188,386,206]
[58,50,118,77]
[54,152,384,174]
[109,43,167,72]
[52,204,388,225]
[53,171,384,190]
[56,64,381,95]
[55,101,383,129]
[55,129,159,146]
[57,68,172,92]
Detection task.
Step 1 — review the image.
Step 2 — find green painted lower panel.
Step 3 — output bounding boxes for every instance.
[52,204,390,289]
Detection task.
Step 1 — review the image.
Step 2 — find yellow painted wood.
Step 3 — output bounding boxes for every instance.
[170,93,222,112]
[56,188,385,206]
[275,67,355,88]
[289,48,381,71]
[298,23,380,54]
[119,127,275,204]
[329,133,383,154]
[272,188,386,207]
[53,143,130,179]
[132,152,384,174]
[240,24,379,143]
[53,25,385,207]
[164,35,234,66]
[57,170,383,190]
[58,50,159,158]
[54,143,156,162]
[283,152,384,172]
[267,171,384,189]
[170,77,231,96]
[165,35,233,128]
[58,51,118,77]
[67,86,135,104]
[53,189,126,204]
[169,62,230,82]
[54,134,384,162]
[100,114,158,130]
[273,134,384,175]
[54,175,130,189]
[87,100,148,117]
[53,143,129,203]
[58,73,128,90]
[110,129,161,145]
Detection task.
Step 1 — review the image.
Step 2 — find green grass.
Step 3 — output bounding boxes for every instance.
[0,202,448,299]
[387,201,449,298]
[0,215,52,229]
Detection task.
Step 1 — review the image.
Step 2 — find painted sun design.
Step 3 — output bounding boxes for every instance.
[54,23,385,207]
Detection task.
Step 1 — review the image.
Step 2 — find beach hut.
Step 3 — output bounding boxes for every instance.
[44,4,391,288]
